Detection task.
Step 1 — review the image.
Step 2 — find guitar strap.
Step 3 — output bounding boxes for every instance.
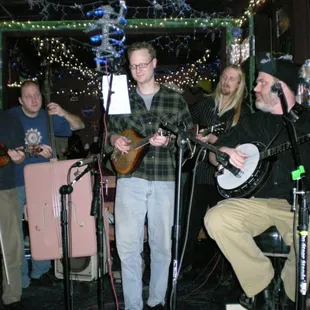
[264,103,305,151]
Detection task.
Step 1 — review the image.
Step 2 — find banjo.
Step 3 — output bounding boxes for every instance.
[217,133,310,198]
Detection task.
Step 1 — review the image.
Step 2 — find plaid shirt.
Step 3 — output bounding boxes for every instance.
[107,85,193,181]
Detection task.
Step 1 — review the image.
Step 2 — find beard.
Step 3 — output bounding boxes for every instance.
[255,99,270,112]
[255,94,278,113]
[220,85,231,96]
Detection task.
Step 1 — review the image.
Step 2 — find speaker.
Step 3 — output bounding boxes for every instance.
[54,252,108,282]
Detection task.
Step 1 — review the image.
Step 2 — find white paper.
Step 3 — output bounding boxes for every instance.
[102,74,131,115]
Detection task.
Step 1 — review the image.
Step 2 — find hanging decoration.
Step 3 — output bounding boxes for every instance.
[226,27,243,65]
[86,1,127,71]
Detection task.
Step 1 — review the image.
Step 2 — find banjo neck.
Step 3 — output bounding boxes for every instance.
[260,133,310,160]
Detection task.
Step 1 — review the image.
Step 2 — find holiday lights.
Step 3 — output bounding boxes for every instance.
[237,0,267,26]
[86,1,127,71]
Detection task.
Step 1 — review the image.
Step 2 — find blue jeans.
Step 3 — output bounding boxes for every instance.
[17,186,51,288]
[115,178,175,310]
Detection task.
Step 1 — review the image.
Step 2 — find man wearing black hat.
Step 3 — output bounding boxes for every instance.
[204,54,308,310]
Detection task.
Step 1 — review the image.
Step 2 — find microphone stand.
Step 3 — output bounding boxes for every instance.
[274,84,310,310]
[58,166,93,310]
[90,60,116,310]
[163,123,234,310]
[59,184,73,310]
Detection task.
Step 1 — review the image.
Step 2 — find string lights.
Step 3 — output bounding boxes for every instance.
[127,50,220,92]
[237,0,267,26]
[5,0,269,96]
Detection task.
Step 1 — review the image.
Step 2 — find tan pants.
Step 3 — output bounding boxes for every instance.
[204,197,309,302]
[0,188,22,305]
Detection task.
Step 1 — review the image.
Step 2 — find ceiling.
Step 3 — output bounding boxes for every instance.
[0,0,250,21]
[1,0,254,83]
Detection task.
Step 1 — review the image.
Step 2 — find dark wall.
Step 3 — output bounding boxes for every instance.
[291,0,310,64]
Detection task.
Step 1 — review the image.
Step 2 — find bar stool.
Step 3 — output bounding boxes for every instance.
[245,226,291,309]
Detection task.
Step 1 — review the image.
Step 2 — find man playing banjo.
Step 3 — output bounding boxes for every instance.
[205,54,309,310]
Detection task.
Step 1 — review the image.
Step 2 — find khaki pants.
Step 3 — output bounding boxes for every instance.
[0,188,22,305]
[204,197,309,302]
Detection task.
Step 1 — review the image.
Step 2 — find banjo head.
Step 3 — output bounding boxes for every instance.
[217,143,260,190]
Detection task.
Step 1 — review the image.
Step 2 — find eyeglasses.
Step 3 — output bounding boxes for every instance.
[129,58,153,71]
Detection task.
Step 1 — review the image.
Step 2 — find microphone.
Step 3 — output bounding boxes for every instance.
[270,82,282,94]
[70,166,92,186]
[220,162,244,178]
[72,155,98,167]
[217,151,244,178]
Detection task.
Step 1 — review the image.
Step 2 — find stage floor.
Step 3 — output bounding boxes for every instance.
[1,239,245,310]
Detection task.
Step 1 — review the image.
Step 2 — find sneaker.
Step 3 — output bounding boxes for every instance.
[3,301,25,309]
[31,272,60,286]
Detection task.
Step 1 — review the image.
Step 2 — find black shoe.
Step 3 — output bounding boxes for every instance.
[239,280,275,310]
[279,281,295,310]
[254,280,275,310]
[147,304,165,309]
[3,301,25,309]
[239,293,254,309]
[31,271,60,287]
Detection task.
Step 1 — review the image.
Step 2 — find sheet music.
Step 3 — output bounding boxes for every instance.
[102,74,131,115]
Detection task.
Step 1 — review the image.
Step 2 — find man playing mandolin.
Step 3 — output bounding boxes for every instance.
[205,54,308,309]
[8,80,85,289]
[107,42,193,310]
[0,110,26,309]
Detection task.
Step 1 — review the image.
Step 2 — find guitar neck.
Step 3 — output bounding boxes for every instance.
[260,134,310,160]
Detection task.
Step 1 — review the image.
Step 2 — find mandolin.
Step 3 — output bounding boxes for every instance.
[111,128,170,174]
[0,143,42,168]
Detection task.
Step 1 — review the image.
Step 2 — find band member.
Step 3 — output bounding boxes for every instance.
[9,80,85,289]
[0,111,25,309]
[107,42,193,309]
[181,65,251,274]
[205,54,303,310]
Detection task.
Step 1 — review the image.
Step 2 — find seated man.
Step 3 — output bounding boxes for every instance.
[204,54,307,310]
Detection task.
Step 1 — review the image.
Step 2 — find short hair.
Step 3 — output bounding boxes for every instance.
[127,42,157,60]
[20,80,40,97]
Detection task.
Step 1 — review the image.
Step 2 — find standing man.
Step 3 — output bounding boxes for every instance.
[9,80,85,289]
[205,55,303,310]
[0,110,25,309]
[181,65,251,274]
[107,42,193,310]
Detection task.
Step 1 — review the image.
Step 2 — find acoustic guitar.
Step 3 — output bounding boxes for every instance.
[0,143,42,168]
[182,123,226,170]
[111,128,170,174]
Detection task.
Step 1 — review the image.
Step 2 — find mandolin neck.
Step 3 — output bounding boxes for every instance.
[132,136,152,150]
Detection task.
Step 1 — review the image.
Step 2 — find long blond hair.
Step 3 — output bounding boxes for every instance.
[213,65,247,126]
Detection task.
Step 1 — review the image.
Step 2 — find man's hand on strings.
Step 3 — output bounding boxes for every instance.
[112,135,131,154]
[149,131,169,147]
[8,148,25,164]
[38,144,53,159]
[197,133,218,144]
[218,146,247,169]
